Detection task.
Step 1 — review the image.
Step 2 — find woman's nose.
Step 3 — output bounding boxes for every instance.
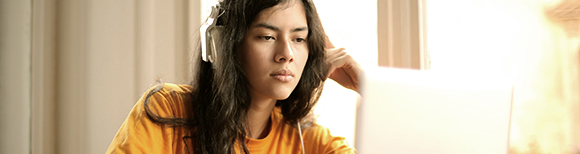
[274,39,294,63]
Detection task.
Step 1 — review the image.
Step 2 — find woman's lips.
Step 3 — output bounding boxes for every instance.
[270,69,294,82]
[271,74,294,82]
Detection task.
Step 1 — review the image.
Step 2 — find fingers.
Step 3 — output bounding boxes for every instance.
[325,48,349,78]
[326,48,347,60]
[325,47,363,93]
[327,55,353,79]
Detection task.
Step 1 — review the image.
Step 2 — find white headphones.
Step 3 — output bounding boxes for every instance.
[298,121,306,154]
[200,4,224,68]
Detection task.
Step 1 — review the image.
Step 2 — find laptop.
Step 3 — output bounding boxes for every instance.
[355,67,513,154]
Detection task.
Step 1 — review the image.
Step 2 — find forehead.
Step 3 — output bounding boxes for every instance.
[250,1,307,28]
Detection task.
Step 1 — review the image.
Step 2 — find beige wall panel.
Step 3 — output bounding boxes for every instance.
[31,0,57,153]
[378,0,424,69]
[54,0,197,153]
[0,0,32,153]
[84,0,137,153]
[56,0,88,153]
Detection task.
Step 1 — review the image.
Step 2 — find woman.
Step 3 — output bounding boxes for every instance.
[107,0,362,153]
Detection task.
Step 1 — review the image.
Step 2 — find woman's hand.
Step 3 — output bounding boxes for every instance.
[325,47,364,93]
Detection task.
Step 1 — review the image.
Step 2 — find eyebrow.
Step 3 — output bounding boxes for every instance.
[254,23,308,32]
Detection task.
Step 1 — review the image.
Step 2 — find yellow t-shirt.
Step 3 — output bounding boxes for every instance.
[106,83,356,154]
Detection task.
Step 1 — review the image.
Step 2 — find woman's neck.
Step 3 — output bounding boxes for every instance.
[246,93,277,139]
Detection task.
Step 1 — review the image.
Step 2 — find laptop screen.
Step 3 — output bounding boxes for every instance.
[355,67,512,154]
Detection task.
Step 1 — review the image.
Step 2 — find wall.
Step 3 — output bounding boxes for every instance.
[0,0,32,153]
[31,0,57,153]
[55,1,197,153]
[26,0,200,153]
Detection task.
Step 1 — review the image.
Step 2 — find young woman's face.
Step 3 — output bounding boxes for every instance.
[239,1,309,101]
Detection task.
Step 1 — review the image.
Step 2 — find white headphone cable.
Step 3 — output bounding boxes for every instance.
[297,121,305,154]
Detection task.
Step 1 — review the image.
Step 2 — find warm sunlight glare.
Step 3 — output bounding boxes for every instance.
[429,0,580,153]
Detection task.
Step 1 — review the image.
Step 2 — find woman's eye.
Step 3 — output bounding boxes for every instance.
[258,36,274,41]
[295,38,306,43]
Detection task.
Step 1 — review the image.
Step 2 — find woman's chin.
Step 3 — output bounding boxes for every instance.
[266,86,296,100]
[273,93,292,100]
[268,90,294,100]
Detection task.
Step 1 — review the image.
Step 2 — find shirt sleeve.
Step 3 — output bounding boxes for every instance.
[304,124,357,154]
[106,85,179,154]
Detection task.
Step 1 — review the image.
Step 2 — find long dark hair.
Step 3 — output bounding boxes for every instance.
[143,0,327,153]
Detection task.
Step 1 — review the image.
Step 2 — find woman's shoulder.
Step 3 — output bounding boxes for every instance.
[138,83,194,118]
[147,83,193,96]
[107,83,194,153]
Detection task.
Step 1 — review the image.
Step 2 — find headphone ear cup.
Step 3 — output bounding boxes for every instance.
[208,26,224,67]
[200,5,223,69]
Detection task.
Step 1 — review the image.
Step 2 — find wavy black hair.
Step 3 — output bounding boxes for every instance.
[143,0,327,153]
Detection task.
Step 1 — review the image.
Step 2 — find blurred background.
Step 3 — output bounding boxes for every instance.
[1,0,578,153]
